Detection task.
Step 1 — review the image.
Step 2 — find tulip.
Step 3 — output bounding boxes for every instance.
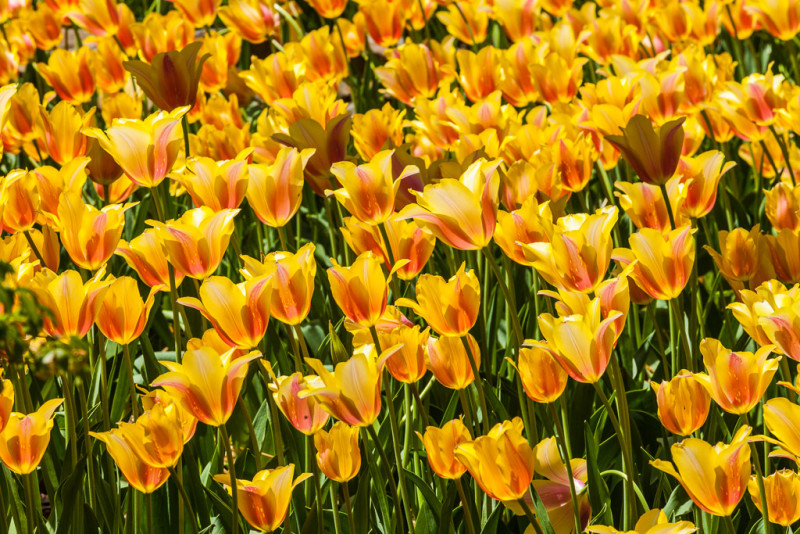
[314,422,361,482]
[327,252,393,328]
[246,147,315,228]
[766,182,800,231]
[651,370,711,436]
[521,207,618,294]
[351,103,406,161]
[85,137,124,186]
[615,225,696,301]
[606,114,686,186]
[84,107,187,188]
[30,268,109,339]
[731,281,800,359]
[765,229,800,284]
[0,399,63,474]
[747,0,800,40]
[38,102,94,166]
[705,226,767,287]
[33,159,89,227]
[308,0,348,18]
[1,170,40,233]
[118,404,185,468]
[217,0,281,44]
[149,207,239,279]
[240,243,317,326]
[418,418,472,479]
[694,338,779,414]
[615,180,681,232]
[512,345,568,404]
[179,276,271,349]
[265,364,330,435]
[302,344,397,427]
[124,42,209,112]
[91,426,171,493]
[57,191,135,271]
[437,1,489,46]
[151,346,261,427]
[379,324,429,384]
[426,334,481,390]
[92,276,160,346]
[455,47,502,103]
[493,197,553,266]
[374,41,456,105]
[176,150,250,211]
[748,470,800,527]
[66,0,120,37]
[0,371,13,434]
[651,426,752,516]
[537,298,623,384]
[399,159,500,250]
[358,0,406,47]
[329,150,416,226]
[454,418,535,502]
[171,0,221,28]
[396,264,480,337]
[116,229,185,291]
[141,389,198,444]
[762,397,800,461]
[214,465,311,532]
[585,509,697,533]
[36,48,95,105]
[677,151,736,219]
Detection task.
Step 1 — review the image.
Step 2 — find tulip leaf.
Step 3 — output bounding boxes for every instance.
[482,377,511,421]
[479,503,502,534]
[353,471,374,534]
[437,482,458,534]
[585,421,613,526]
[54,455,87,534]
[404,469,441,521]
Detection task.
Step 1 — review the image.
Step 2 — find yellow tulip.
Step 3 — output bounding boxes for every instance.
[748,470,800,527]
[0,399,63,474]
[418,418,471,480]
[651,370,710,436]
[314,422,361,483]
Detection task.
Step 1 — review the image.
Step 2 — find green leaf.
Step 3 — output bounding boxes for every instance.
[404,469,441,521]
[437,482,458,534]
[585,421,613,526]
[479,503,503,534]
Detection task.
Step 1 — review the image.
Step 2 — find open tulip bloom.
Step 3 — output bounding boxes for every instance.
[5,0,800,532]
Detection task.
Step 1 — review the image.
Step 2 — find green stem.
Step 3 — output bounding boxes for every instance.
[146,493,153,533]
[168,465,199,534]
[342,482,357,534]
[238,398,261,471]
[181,114,191,160]
[365,424,404,534]
[459,334,490,434]
[454,478,477,534]
[517,495,545,534]
[742,413,771,534]
[549,402,582,534]
[77,380,97,510]
[219,425,239,534]
[122,344,139,419]
[660,184,676,230]
[23,473,36,534]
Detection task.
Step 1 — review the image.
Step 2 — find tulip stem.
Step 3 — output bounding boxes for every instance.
[23,473,36,534]
[742,413,771,534]
[457,389,477,436]
[410,383,430,428]
[459,334,490,434]
[454,478,477,534]
[22,231,45,266]
[669,298,693,372]
[146,494,153,533]
[660,184,676,230]
[366,424,404,534]
[238,398,261,471]
[122,344,139,419]
[517,496,545,534]
[548,402,583,534]
[181,113,191,160]
[219,425,239,534]
[308,436,324,534]
[342,482,357,534]
[723,514,736,534]
[167,466,199,534]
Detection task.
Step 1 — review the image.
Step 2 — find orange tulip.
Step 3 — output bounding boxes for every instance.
[454,418,535,502]
[214,465,311,532]
[512,345,569,404]
[246,147,315,228]
[705,226,768,287]
[176,151,250,211]
[374,41,455,106]
[141,389,198,444]
[314,422,361,482]
[85,137,124,186]
[84,107,187,188]
[151,346,261,427]
[585,509,697,534]
[379,323,429,384]
[521,207,619,294]
[90,426,171,494]
[766,182,800,231]
[694,338,779,414]
[124,42,209,112]
[66,0,120,37]
[264,363,330,435]
[677,151,736,219]
[0,371,13,434]
[57,192,135,271]
[606,115,686,186]
[400,159,500,250]
[149,207,239,279]
[762,397,800,462]
[748,470,800,527]
[651,370,711,436]
[93,276,160,346]
[308,0,347,18]
[0,399,63,474]
[30,268,109,339]
[437,1,489,45]
[358,0,406,47]
[36,48,95,105]
[426,334,480,390]
[218,0,280,44]
[396,264,480,337]
[116,229,185,291]
[116,404,185,469]
[302,344,397,427]
[418,418,472,479]
[1,170,40,233]
[179,276,271,349]
[651,426,752,516]
[351,103,406,161]
[494,197,553,266]
[38,102,94,166]
[171,0,221,28]
[729,280,800,353]
[615,180,680,233]
[327,252,395,328]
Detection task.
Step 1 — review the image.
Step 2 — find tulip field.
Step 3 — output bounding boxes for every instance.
[5,0,800,532]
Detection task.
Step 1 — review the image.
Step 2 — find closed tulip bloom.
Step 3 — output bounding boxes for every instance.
[308,0,347,18]
[396,264,480,337]
[615,225,696,301]
[521,207,619,294]
[766,182,800,231]
[615,181,677,232]
[36,48,95,105]
[85,137,124,186]
[30,268,109,339]
[0,399,63,475]
[119,403,185,468]
[266,365,330,435]
[93,276,160,346]
[57,192,134,271]
[90,427,171,493]
[179,276,271,349]
[426,334,480,390]
[302,344,397,427]
[327,252,392,328]
[84,107,187,188]
[651,426,752,516]
[151,346,261,427]
[748,470,800,527]
[171,0,221,28]
[537,299,623,384]
[1,170,40,233]
[246,147,315,228]
[494,197,553,266]
[380,324,429,383]
[314,422,361,482]
[214,465,311,532]
[176,151,250,211]
[149,207,239,279]
[329,150,416,226]
[0,372,12,434]
[705,226,766,286]
[512,344,568,404]
[38,102,94,166]
[651,370,711,436]
[694,338,779,414]
[116,229,185,290]
[763,397,800,460]
[677,151,736,219]
[141,389,198,444]
[418,418,472,479]
[586,509,697,534]
[606,114,686,186]
[241,243,316,326]
[455,418,535,502]
[399,159,500,250]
